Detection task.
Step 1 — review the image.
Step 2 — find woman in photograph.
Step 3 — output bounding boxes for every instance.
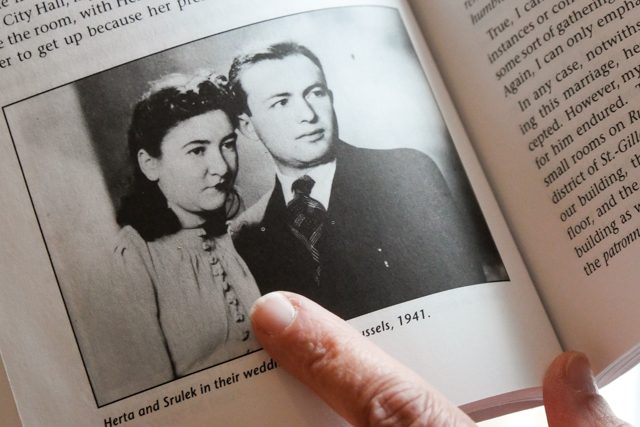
[105,72,260,399]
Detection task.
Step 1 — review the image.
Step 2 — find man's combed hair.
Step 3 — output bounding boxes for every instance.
[117,72,241,240]
[229,42,325,114]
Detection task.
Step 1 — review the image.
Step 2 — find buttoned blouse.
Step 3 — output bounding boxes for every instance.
[108,225,260,398]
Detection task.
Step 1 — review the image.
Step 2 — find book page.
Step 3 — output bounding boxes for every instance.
[0,1,560,425]
[411,0,640,375]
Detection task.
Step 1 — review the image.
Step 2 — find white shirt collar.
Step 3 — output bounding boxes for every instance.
[276,159,337,209]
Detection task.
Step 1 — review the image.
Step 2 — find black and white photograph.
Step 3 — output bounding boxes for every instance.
[3,6,507,407]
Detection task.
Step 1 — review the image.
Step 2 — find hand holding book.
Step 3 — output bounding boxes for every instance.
[250,291,629,427]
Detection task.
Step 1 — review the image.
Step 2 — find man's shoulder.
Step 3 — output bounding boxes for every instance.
[336,141,436,169]
[228,189,273,239]
[335,141,440,185]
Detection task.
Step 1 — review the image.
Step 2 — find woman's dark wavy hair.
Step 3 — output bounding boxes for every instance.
[116,72,242,241]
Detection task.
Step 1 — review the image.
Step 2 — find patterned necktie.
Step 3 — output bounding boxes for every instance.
[287,175,326,284]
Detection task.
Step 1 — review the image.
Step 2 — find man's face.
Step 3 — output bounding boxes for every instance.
[240,54,337,172]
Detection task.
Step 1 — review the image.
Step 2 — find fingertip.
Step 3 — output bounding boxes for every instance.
[250,292,297,336]
[563,351,598,394]
[544,351,597,394]
[250,292,474,426]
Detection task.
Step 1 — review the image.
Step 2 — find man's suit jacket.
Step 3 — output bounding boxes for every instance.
[234,141,486,319]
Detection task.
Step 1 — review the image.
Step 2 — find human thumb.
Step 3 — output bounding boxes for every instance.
[543,351,630,427]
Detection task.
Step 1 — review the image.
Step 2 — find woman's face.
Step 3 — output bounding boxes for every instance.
[144,110,238,227]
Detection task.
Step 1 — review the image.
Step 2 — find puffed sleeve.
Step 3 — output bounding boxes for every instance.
[91,226,174,405]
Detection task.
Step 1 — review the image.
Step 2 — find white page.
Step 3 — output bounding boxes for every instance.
[0,1,559,425]
[411,0,640,374]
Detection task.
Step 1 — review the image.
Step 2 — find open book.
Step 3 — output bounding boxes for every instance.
[1,0,638,425]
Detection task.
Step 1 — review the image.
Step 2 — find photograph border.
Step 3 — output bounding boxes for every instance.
[1,4,502,408]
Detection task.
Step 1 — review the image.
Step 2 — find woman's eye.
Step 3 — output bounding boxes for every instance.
[271,98,288,108]
[187,146,206,156]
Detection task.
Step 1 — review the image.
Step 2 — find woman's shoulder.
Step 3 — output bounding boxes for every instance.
[110,226,160,286]
[112,225,152,262]
[114,225,146,248]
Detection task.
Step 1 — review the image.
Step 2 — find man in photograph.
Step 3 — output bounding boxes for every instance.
[229,42,486,319]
